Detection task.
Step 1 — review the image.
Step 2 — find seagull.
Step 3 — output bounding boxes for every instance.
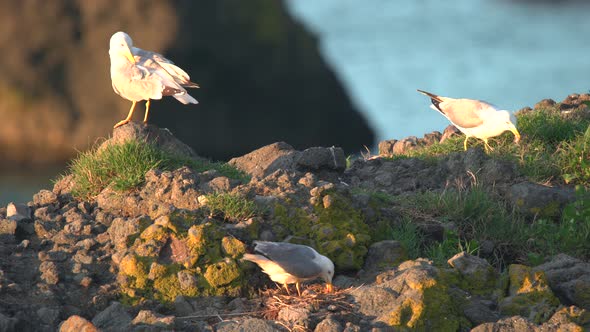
[109,31,199,128]
[243,241,334,296]
[417,89,521,152]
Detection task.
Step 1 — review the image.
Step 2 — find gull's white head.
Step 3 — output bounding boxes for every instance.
[497,110,521,143]
[109,31,135,63]
[317,254,335,292]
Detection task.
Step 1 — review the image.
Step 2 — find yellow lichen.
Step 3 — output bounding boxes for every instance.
[221,236,246,258]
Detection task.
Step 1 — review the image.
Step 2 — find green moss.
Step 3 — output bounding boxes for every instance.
[186,223,224,267]
[499,264,560,323]
[221,236,246,258]
[203,259,242,288]
[384,269,469,331]
[153,266,199,303]
[273,191,371,271]
[117,217,252,304]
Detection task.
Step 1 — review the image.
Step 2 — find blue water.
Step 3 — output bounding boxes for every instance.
[285,0,590,143]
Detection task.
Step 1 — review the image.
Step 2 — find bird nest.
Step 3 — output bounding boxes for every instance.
[257,284,359,323]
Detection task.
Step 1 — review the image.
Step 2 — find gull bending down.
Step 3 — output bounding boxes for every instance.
[109,31,199,128]
[243,241,334,296]
[417,89,520,152]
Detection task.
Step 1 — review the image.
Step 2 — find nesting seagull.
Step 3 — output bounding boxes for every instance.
[243,241,334,296]
[417,90,521,152]
[109,31,199,128]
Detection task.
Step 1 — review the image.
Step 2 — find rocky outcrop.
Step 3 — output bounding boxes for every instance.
[0,1,374,167]
[1,123,588,331]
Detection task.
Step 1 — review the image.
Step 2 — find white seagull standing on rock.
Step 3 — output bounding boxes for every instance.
[109,31,199,128]
[243,241,334,296]
[417,89,521,152]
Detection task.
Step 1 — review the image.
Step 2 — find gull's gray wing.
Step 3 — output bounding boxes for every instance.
[132,46,197,88]
[253,241,323,279]
[437,98,494,129]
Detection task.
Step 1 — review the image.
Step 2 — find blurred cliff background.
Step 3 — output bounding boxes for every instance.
[1,0,590,204]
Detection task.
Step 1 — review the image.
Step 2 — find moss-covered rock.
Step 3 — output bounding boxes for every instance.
[272,190,371,271]
[221,236,247,258]
[447,252,498,295]
[116,216,247,303]
[204,258,242,288]
[352,259,469,331]
[499,264,560,323]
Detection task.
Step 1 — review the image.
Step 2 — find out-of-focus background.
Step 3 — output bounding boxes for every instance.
[1,0,589,205]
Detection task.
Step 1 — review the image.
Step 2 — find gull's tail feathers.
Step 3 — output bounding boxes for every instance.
[173,92,198,105]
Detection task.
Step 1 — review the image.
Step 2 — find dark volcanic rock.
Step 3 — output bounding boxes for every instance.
[295,146,346,172]
[91,302,132,332]
[534,254,590,310]
[506,182,576,218]
[0,1,374,166]
[216,318,281,332]
[229,142,298,179]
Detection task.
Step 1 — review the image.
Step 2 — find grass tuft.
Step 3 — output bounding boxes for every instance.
[390,186,590,268]
[204,192,259,221]
[65,140,248,200]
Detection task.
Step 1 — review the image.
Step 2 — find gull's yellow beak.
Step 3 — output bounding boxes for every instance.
[326,283,333,293]
[123,48,136,64]
[511,127,521,144]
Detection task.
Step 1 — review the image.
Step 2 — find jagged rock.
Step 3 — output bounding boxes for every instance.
[37,307,60,326]
[472,309,589,331]
[507,182,575,218]
[499,264,560,323]
[351,259,464,330]
[59,315,99,332]
[107,217,144,249]
[346,147,516,195]
[534,254,590,310]
[440,125,461,143]
[392,136,418,155]
[377,139,397,156]
[39,261,60,284]
[295,146,346,172]
[52,174,75,198]
[448,252,497,292]
[545,306,590,330]
[216,318,281,332]
[131,310,174,328]
[91,302,132,332]
[314,316,343,332]
[535,99,557,110]
[229,142,298,179]
[0,313,18,332]
[362,240,406,274]
[278,306,312,329]
[471,316,537,332]
[141,167,202,211]
[343,322,362,332]
[100,122,201,159]
[378,131,446,156]
[463,297,500,325]
[33,190,58,206]
[0,218,17,235]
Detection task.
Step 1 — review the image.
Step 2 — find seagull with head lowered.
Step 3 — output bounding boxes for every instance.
[417,89,520,152]
[243,241,334,296]
[109,31,199,128]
